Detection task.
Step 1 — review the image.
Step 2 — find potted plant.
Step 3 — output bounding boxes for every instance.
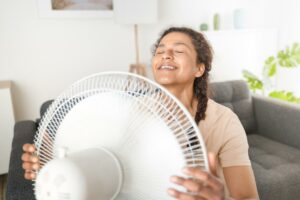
[243,42,300,103]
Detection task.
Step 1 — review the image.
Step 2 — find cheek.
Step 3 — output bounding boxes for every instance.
[187,56,198,71]
[151,57,158,70]
[179,56,196,72]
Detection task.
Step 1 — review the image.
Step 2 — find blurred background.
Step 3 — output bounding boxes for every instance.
[0,0,299,121]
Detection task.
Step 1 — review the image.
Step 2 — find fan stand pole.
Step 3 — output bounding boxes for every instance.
[129,24,147,77]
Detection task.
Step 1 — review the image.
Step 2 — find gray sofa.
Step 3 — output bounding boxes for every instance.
[6,80,300,200]
[210,80,300,200]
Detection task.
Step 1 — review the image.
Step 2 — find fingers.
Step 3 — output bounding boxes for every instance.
[182,167,223,192]
[24,170,37,180]
[23,156,39,180]
[22,143,39,181]
[170,176,204,192]
[21,152,38,162]
[23,143,36,153]
[168,188,205,200]
[168,188,217,200]
[22,161,40,171]
[21,143,39,164]
[169,175,220,200]
[168,166,225,200]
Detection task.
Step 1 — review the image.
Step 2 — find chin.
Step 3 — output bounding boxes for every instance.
[155,77,175,87]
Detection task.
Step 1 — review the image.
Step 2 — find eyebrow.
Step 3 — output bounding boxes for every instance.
[158,42,193,50]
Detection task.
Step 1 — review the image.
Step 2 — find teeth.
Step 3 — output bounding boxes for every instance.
[160,65,175,70]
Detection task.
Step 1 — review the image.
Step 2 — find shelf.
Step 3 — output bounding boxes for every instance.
[0,80,15,174]
[201,28,278,35]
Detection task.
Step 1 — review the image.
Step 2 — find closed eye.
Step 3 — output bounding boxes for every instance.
[155,51,164,55]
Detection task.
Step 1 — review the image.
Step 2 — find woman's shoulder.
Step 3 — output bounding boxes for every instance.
[201,99,248,158]
[200,99,243,136]
[203,99,246,139]
[205,99,237,123]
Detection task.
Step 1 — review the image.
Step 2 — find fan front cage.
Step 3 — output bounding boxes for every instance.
[34,71,209,175]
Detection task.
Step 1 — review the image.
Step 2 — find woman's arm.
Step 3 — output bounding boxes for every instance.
[167,153,259,200]
[223,166,259,200]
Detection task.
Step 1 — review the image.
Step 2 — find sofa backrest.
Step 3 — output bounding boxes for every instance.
[40,100,54,117]
[40,80,257,134]
[209,80,257,134]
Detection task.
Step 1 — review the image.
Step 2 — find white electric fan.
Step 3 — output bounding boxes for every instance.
[33,71,209,200]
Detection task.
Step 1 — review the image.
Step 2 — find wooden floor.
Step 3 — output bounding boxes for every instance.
[0,174,7,200]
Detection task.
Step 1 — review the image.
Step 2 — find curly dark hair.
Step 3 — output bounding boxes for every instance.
[152,27,213,124]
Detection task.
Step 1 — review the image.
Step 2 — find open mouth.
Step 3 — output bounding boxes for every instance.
[158,65,177,70]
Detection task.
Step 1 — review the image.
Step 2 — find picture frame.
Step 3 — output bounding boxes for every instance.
[37,0,114,18]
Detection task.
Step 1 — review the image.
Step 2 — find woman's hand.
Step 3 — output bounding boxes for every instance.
[21,143,40,180]
[168,153,225,200]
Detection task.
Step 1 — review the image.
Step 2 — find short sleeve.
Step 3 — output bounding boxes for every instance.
[218,112,251,167]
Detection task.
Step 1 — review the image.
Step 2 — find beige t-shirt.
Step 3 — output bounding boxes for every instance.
[199,99,251,198]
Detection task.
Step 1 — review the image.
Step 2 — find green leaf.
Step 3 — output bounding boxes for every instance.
[265,56,275,64]
[242,70,263,92]
[277,42,300,68]
[269,90,300,104]
[263,56,277,77]
[242,42,300,99]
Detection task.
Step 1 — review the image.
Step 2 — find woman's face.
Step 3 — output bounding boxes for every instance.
[152,32,204,88]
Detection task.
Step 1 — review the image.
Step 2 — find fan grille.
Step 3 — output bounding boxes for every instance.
[34,72,209,199]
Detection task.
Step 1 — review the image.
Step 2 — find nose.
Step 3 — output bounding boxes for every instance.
[162,50,173,60]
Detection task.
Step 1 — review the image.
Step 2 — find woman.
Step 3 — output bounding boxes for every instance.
[22,27,259,200]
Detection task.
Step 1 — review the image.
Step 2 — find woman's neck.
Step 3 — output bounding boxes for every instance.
[164,84,198,116]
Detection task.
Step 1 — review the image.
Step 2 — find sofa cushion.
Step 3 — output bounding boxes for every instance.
[248,134,300,200]
[210,80,256,134]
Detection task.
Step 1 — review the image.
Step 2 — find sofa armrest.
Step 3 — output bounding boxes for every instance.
[6,120,37,200]
[253,94,300,150]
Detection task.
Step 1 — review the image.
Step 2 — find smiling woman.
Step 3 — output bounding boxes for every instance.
[151,27,259,200]
[152,28,212,123]
[152,32,203,89]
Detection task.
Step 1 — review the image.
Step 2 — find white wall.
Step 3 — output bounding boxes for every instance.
[276,0,300,96]
[0,0,299,121]
[0,0,135,120]
[139,0,297,93]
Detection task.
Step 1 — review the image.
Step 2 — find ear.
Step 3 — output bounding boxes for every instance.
[195,63,205,78]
